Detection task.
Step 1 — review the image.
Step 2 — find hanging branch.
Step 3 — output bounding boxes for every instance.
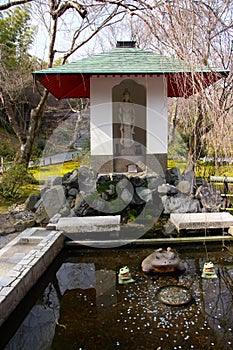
[0,0,33,11]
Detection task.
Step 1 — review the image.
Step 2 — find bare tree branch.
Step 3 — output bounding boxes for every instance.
[0,0,33,11]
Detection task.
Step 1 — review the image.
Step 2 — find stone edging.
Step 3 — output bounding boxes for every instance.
[0,227,64,325]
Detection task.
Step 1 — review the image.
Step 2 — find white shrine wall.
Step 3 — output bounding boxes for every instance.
[90,75,168,173]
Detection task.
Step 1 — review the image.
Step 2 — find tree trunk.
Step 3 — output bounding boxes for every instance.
[17,90,49,167]
[186,98,203,172]
[168,98,178,147]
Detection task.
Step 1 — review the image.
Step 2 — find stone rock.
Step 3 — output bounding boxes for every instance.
[51,176,63,186]
[101,192,109,201]
[158,184,178,195]
[176,180,192,195]
[130,176,147,187]
[25,194,40,211]
[66,196,74,206]
[62,171,72,184]
[90,198,106,212]
[165,167,182,186]
[68,188,79,197]
[136,160,147,172]
[161,195,201,214]
[183,170,195,185]
[152,192,163,210]
[78,166,96,194]
[106,184,115,196]
[112,173,126,182]
[117,177,130,190]
[136,187,152,202]
[40,187,49,197]
[9,209,36,231]
[45,176,62,187]
[195,177,206,187]
[49,213,62,224]
[97,175,111,184]
[73,200,87,216]
[147,175,165,190]
[195,184,222,212]
[59,205,71,217]
[78,166,96,181]
[63,169,80,189]
[57,262,96,294]
[73,193,83,210]
[121,188,133,204]
[5,227,16,234]
[35,185,66,223]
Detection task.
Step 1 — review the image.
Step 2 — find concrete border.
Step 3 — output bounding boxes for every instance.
[0,228,64,325]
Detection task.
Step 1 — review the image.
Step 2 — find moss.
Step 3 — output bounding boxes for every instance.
[30,160,79,183]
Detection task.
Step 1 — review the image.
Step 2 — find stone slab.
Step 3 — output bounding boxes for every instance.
[170,212,233,231]
[56,215,121,233]
[0,227,64,322]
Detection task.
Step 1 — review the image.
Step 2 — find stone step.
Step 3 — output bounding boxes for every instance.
[56,215,121,233]
[170,212,233,232]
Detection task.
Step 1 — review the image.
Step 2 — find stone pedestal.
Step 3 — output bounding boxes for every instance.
[91,153,167,175]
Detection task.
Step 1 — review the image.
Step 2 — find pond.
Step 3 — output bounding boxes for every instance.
[1,243,233,350]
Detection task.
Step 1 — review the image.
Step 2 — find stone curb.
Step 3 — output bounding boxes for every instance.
[0,227,64,324]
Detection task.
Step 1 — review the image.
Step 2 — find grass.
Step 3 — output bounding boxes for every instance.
[0,184,40,213]
[0,161,79,212]
[168,159,233,178]
[31,160,80,184]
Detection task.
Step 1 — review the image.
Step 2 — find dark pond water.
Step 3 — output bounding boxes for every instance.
[1,243,233,350]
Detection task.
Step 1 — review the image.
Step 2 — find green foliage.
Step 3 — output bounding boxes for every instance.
[82,138,90,150]
[195,162,215,180]
[168,130,188,161]
[31,139,46,159]
[0,139,16,160]
[195,161,233,179]
[0,5,36,70]
[97,180,117,195]
[0,163,36,199]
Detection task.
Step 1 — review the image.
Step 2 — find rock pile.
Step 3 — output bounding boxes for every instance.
[160,167,222,214]
[0,204,35,236]
[25,166,223,224]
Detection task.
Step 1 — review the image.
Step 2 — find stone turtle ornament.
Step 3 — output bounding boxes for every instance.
[141,247,185,274]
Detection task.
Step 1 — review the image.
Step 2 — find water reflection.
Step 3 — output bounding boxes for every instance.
[3,284,60,350]
[3,247,233,350]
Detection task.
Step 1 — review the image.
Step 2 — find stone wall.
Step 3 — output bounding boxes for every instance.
[26,167,223,225]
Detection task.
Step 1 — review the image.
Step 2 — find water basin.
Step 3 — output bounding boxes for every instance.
[1,244,233,350]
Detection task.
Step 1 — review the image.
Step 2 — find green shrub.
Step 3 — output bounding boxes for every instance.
[0,163,36,199]
[0,140,16,161]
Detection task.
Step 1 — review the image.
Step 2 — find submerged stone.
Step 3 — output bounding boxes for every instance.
[157,285,193,306]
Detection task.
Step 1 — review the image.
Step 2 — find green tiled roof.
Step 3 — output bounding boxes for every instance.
[34,47,226,75]
[33,45,229,99]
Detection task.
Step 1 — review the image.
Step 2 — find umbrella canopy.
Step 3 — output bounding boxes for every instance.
[33,45,229,99]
